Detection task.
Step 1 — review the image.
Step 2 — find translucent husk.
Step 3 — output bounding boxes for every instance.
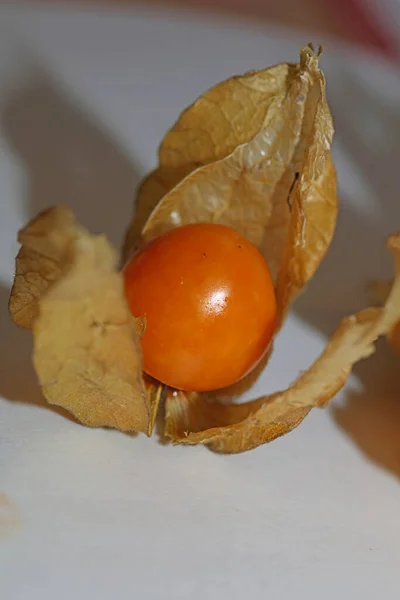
[125,46,337,335]
[9,206,158,435]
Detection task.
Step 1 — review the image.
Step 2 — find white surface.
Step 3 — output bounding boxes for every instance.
[1,4,400,599]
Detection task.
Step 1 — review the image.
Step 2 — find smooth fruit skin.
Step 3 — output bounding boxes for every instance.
[123,223,277,392]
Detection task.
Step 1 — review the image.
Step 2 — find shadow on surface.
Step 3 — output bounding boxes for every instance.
[2,67,141,247]
[0,66,142,421]
[294,68,400,477]
[0,283,74,421]
[334,340,400,478]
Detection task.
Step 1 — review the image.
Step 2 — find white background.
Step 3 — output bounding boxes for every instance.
[1,4,400,599]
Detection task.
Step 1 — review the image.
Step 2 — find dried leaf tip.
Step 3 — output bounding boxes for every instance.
[300,44,324,71]
[305,43,323,57]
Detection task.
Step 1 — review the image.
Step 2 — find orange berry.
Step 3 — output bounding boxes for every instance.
[124,224,276,391]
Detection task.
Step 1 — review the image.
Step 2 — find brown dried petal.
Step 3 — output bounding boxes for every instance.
[9,206,146,339]
[164,235,400,453]
[26,213,153,434]
[123,61,294,257]
[9,206,84,328]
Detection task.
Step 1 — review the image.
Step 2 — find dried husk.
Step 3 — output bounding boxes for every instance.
[9,207,146,340]
[123,61,296,258]
[126,45,337,330]
[164,235,400,453]
[124,44,337,403]
[9,208,156,435]
[9,206,83,328]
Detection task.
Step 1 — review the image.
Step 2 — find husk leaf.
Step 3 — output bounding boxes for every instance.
[123,61,295,258]
[10,207,155,435]
[164,234,400,453]
[9,206,83,328]
[127,45,337,329]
